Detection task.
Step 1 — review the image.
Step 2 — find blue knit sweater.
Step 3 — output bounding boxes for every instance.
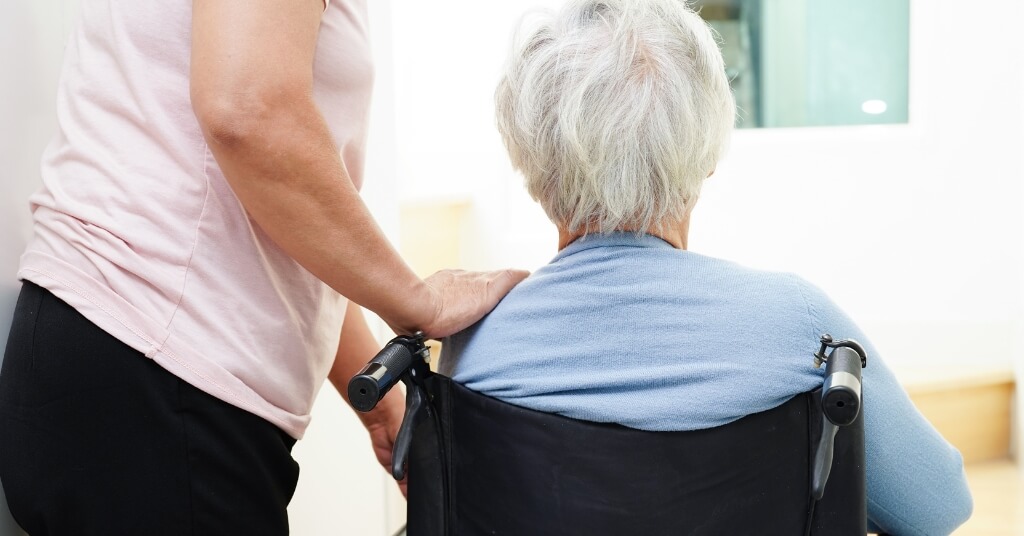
[441,232,972,536]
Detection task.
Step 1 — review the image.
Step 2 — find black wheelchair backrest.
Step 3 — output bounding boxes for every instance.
[351,334,867,536]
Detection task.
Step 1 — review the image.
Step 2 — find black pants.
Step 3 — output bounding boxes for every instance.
[0,282,300,536]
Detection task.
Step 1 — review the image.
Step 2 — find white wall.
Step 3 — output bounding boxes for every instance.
[389,0,1024,379]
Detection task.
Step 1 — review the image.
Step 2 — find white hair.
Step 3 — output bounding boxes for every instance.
[495,0,736,234]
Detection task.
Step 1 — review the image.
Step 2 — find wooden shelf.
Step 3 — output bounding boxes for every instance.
[903,368,1015,464]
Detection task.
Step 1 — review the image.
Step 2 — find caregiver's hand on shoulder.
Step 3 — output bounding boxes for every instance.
[416,269,529,339]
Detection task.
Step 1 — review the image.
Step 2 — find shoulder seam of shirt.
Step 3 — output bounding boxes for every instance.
[789,274,821,343]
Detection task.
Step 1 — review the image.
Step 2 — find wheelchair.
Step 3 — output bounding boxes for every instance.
[350,334,868,535]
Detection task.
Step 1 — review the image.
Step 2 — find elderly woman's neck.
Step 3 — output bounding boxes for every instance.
[557,218,691,251]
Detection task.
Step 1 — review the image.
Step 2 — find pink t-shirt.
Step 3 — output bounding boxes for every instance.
[18,0,373,439]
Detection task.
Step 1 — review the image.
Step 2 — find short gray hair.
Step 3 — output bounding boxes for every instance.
[496,0,735,234]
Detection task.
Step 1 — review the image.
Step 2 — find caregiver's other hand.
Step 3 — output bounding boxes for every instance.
[360,389,407,497]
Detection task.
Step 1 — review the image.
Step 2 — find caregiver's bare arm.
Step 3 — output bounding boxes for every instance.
[189,0,526,337]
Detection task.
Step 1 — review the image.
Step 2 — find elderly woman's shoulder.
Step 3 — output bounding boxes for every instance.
[682,251,817,289]
[680,252,847,316]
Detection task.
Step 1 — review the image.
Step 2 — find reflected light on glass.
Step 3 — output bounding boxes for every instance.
[861,100,888,115]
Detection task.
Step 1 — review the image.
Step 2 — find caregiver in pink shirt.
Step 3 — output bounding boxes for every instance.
[0,0,526,534]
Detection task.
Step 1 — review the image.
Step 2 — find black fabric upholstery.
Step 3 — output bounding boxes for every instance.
[407,375,865,536]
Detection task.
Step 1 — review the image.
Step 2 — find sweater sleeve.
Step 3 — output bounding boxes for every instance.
[795,278,973,536]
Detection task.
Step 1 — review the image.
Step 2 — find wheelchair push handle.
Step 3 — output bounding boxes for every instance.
[811,334,867,501]
[348,332,429,412]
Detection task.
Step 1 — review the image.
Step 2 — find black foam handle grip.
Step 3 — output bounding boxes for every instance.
[348,342,415,412]
[822,346,863,426]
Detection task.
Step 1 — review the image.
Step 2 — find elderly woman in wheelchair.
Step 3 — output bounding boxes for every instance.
[351,0,973,534]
